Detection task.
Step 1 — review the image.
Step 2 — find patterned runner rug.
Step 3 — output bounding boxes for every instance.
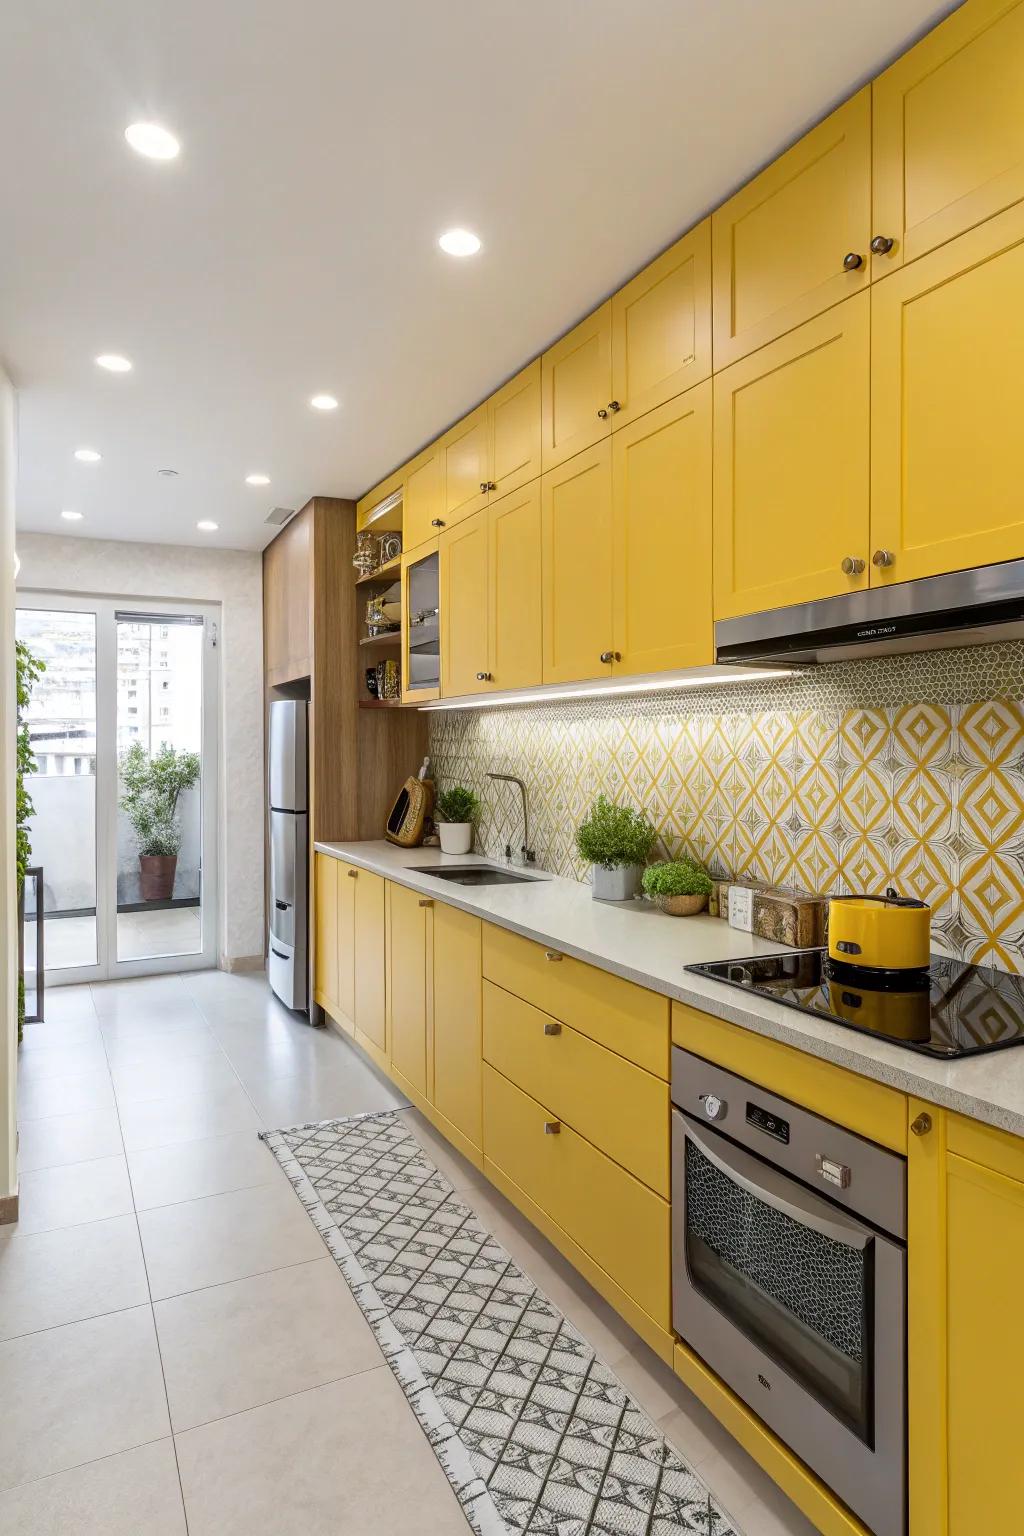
[261,1108,744,1536]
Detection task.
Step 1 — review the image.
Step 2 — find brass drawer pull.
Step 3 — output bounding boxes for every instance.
[544,950,562,962]
[347,869,358,878]
[431,517,446,528]
[911,1112,932,1137]
[418,898,433,908]
[841,556,865,576]
[870,235,895,255]
[544,1120,561,1135]
[842,251,864,271]
[543,1021,561,1036]
[597,407,609,420]
[872,548,895,569]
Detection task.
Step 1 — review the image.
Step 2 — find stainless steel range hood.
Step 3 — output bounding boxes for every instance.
[715,560,1024,668]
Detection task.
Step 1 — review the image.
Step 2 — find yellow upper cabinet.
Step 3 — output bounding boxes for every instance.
[871,199,1024,586]
[440,404,489,526]
[403,444,444,552]
[541,301,613,471]
[440,512,490,698]
[712,89,871,369]
[489,360,542,497]
[612,381,713,675]
[541,440,614,684]
[713,292,870,619]
[611,220,712,428]
[489,481,542,692]
[873,0,1024,274]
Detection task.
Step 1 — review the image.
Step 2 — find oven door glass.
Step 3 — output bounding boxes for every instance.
[682,1119,874,1442]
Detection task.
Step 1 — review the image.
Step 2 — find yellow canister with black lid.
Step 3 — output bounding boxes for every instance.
[828,887,931,972]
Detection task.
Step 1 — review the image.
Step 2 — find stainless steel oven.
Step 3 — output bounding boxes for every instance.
[671,1049,906,1536]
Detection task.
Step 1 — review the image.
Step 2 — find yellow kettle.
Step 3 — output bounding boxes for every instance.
[828,887,931,972]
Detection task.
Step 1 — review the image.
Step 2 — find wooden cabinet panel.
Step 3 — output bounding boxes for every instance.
[440,513,489,698]
[353,867,386,1055]
[489,482,542,692]
[483,1064,670,1327]
[712,89,871,368]
[432,904,482,1150]
[313,853,339,1016]
[870,199,1024,584]
[873,0,1024,273]
[541,440,614,684]
[489,359,542,497]
[388,882,429,1095]
[403,445,444,553]
[263,507,312,686]
[541,301,613,471]
[611,220,711,426]
[713,292,870,620]
[611,382,713,676]
[441,405,490,525]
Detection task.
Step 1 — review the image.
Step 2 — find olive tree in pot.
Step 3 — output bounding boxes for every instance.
[119,742,200,902]
[575,794,657,901]
[435,784,480,855]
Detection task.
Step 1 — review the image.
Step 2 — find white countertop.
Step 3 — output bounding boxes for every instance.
[316,839,1024,1139]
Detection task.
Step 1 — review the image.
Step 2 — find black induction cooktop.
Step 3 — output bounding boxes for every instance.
[686,949,1024,1058]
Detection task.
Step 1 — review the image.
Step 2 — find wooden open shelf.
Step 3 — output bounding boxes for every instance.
[355,555,402,586]
[358,697,410,709]
[359,629,402,648]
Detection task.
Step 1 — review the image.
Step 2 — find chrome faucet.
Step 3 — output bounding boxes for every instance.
[486,773,535,865]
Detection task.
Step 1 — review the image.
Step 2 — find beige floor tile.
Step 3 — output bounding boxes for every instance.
[0,1215,148,1340]
[139,1178,327,1299]
[697,1440,787,1525]
[15,1155,134,1235]
[90,975,189,1016]
[404,1110,488,1192]
[659,1391,746,1474]
[252,1061,406,1130]
[128,1129,278,1211]
[17,1106,123,1172]
[117,1082,262,1152]
[0,1439,186,1536]
[0,1307,170,1491]
[28,984,98,1021]
[100,1011,215,1045]
[17,1067,114,1121]
[175,1371,469,1535]
[607,1334,698,1423]
[110,1051,241,1106]
[102,1029,224,1068]
[739,1485,825,1536]
[156,1258,382,1430]
[17,1042,110,1081]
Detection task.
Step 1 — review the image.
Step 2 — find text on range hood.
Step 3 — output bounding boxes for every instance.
[715,560,1024,667]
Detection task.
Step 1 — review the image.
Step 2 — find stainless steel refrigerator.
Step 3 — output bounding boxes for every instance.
[268,699,308,1011]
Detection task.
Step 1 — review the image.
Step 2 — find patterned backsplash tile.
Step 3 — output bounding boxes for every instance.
[428,641,1024,972]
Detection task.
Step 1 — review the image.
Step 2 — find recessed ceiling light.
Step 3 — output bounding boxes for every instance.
[95,353,132,373]
[196,520,218,532]
[245,473,270,486]
[60,510,83,521]
[439,228,482,257]
[310,393,338,411]
[74,447,101,463]
[125,121,180,161]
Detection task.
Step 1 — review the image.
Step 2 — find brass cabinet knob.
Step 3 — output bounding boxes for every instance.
[476,671,492,681]
[418,898,433,908]
[543,1120,561,1135]
[911,1112,933,1137]
[543,1021,562,1036]
[479,481,488,493]
[872,548,895,568]
[607,400,621,413]
[841,556,865,575]
[430,518,445,528]
[871,235,895,255]
[486,481,497,491]
[544,950,562,962]
[347,869,358,878]
[597,407,609,419]
[843,251,864,271]
[599,649,621,664]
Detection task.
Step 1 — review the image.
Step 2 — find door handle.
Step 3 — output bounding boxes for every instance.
[271,947,288,961]
[544,1120,561,1135]
[418,898,433,908]
[543,1021,561,1035]
[275,899,289,910]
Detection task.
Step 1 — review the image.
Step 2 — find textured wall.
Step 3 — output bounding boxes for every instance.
[429,642,1024,972]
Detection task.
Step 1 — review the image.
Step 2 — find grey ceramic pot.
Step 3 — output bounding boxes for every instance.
[591,863,642,902]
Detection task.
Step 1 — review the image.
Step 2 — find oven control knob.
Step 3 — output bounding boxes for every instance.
[702,1094,726,1121]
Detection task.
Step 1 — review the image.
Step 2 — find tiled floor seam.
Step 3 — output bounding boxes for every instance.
[0,1434,175,1499]
[169,1360,388,1438]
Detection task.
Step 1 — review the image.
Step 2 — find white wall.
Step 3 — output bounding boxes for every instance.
[15,534,264,966]
[1,368,17,1209]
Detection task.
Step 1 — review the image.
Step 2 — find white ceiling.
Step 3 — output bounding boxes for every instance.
[1,0,957,552]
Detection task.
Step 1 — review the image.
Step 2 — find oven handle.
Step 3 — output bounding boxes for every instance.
[681,1114,872,1251]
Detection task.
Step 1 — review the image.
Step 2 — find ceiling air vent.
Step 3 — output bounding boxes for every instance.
[265,506,297,527]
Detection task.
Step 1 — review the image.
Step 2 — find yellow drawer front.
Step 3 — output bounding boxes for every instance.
[481,923,669,1078]
[482,981,669,1197]
[482,1064,670,1328]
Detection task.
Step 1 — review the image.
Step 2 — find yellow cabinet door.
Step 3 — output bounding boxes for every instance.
[541,441,614,684]
[541,301,613,471]
[713,292,870,620]
[873,0,1024,274]
[871,199,1024,585]
[387,883,429,1096]
[313,854,339,1016]
[611,220,712,428]
[440,512,489,698]
[611,382,713,676]
[489,359,542,498]
[403,445,444,553]
[441,405,489,525]
[489,481,542,692]
[352,868,386,1055]
[712,89,871,368]
[336,860,356,1026]
[432,904,482,1151]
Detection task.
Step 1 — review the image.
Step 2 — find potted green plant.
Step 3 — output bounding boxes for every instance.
[435,784,480,855]
[642,858,713,916]
[575,793,657,901]
[119,742,201,901]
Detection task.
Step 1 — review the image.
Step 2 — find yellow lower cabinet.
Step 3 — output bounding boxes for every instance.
[541,440,614,685]
[482,1064,670,1331]
[431,904,483,1153]
[387,883,430,1096]
[313,853,339,1018]
[352,867,386,1061]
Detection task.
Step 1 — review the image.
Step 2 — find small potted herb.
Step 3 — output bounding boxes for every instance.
[575,794,657,901]
[435,784,480,855]
[642,859,713,916]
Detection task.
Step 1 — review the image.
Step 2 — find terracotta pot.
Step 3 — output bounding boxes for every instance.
[140,854,177,902]
[654,892,708,917]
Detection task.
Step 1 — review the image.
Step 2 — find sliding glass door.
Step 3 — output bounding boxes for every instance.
[16,595,219,984]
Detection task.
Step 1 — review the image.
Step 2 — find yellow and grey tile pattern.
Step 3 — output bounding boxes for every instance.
[428,642,1024,972]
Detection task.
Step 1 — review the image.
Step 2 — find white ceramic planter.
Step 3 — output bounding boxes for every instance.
[438,822,473,855]
[591,863,642,901]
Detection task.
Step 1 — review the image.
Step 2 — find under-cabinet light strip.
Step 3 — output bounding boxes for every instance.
[417,667,798,710]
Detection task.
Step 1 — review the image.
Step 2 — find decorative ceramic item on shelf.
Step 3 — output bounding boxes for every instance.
[435,784,481,855]
[379,532,402,564]
[376,658,400,699]
[353,529,379,575]
[642,859,713,916]
[365,667,379,698]
[575,794,657,902]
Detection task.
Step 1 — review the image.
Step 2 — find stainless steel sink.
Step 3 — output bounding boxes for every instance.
[407,864,540,887]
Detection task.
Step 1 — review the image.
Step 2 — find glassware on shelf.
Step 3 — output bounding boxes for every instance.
[353,530,380,575]
[376,658,400,700]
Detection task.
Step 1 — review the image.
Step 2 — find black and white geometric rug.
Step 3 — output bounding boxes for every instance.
[261,1108,743,1536]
